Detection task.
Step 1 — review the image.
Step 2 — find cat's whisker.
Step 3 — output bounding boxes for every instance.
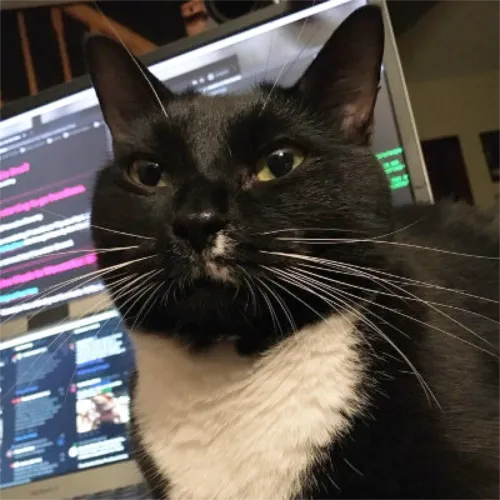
[105,284,153,338]
[107,273,163,339]
[331,288,438,407]
[240,276,255,312]
[108,269,158,302]
[265,265,440,407]
[255,218,422,240]
[134,280,164,328]
[255,275,297,333]
[92,2,170,121]
[268,268,432,397]
[9,279,135,406]
[0,248,143,318]
[276,237,500,260]
[287,265,499,359]
[0,246,141,278]
[254,227,368,236]
[2,255,157,325]
[162,280,176,307]
[273,266,391,360]
[89,225,155,241]
[35,206,156,241]
[65,272,162,396]
[259,8,313,115]
[2,265,129,325]
[26,245,140,258]
[261,24,275,86]
[263,267,361,352]
[292,264,498,348]
[262,273,328,327]
[293,260,500,326]
[260,249,499,304]
[324,256,500,303]
[126,277,164,332]
[1,273,140,402]
[258,279,282,336]
[237,265,258,313]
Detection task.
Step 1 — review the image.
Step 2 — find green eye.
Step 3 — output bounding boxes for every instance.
[129,160,168,187]
[256,147,305,181]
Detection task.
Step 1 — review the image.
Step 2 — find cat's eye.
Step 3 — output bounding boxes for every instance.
[128,160,168,188]
[256,147,305,181]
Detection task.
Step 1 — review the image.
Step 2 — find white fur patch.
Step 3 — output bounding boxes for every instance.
[205,261,232,282]
[211,233,227,257]
[132,314,365,500]
[204,233,234,282]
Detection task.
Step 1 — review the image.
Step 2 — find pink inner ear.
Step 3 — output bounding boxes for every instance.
[339,84,378,144]
[340,103,371,139]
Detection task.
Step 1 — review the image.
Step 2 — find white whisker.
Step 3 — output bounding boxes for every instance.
[260,250,499,304]
[265,266,440,407]
[276,237,499,260]
[287,265,498,359]
[259,7,313,115]
[92,2,170,121]
[37,207,155,240]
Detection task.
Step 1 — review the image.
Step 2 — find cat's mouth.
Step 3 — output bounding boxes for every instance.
[201,233,236,283]
[195,230,304,284]
[204,260,234,283]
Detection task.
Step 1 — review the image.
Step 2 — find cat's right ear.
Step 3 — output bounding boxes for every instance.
[84,35,173,142]
[294,5,384,145]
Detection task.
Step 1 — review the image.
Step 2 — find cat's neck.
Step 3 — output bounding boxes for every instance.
[130,312,367,500]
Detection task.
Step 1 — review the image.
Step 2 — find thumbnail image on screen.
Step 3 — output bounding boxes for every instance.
[0,0,414,320]
[76,390,130,434]
[0,310,134,490]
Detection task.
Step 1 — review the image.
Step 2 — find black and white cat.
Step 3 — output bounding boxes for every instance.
[84,5,499,499]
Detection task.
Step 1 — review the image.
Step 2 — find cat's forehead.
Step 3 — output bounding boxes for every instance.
[156,90,281,167]
[167,92,265,129]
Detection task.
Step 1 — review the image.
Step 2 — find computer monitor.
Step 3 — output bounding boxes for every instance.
[1,0,432,497]
[0,309,144,499]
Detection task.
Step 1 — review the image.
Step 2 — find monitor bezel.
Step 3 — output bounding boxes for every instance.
[1,1,432,497]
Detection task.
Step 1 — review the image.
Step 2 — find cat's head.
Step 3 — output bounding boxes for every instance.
[86,5,392,353]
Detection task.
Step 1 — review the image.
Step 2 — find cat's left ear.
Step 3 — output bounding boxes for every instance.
[85,35,173,142]
[295,5,384,144]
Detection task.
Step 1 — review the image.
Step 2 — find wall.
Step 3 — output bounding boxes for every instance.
[395,0,499,208]
[406,72,499,207]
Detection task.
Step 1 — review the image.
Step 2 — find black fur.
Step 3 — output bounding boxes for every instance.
[85,6,499,499]
[129,371,169,499]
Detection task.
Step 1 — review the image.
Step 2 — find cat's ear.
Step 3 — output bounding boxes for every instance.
[295,5,384,144]
[84,35,173,141]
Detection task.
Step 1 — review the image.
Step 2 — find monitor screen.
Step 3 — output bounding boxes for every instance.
[0,0,413,320]
[0,310,134,490]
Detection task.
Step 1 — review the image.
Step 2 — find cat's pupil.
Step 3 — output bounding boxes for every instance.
[266,149,295,177]
[137,162,162,186]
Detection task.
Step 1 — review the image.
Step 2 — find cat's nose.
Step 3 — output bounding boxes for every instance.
[173,210,227,252]
[172,180,229,252]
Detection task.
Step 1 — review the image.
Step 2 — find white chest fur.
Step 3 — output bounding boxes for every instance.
[132,314,365,500]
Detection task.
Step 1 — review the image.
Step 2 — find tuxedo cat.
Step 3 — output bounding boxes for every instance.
[85,5,499,499]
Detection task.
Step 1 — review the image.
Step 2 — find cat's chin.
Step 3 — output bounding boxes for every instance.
[204,260,235,284]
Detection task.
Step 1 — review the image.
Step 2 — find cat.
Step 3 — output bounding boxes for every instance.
[84,5,499,499]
